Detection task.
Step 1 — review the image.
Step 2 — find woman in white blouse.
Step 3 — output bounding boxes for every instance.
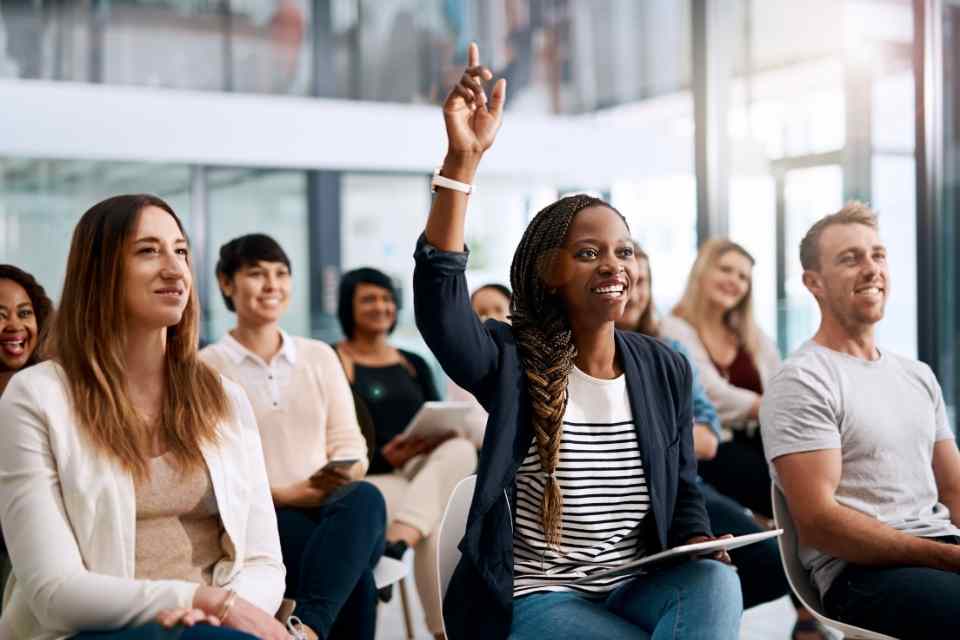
[660,238,782,522]
[0,195,287,640]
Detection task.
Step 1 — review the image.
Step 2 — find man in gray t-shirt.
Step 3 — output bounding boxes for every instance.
[760,203,960,639]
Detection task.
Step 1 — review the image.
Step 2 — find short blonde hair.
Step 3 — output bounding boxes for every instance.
[799,201,879,271]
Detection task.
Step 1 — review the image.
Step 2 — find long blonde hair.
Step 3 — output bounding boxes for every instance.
[51,194,229,481]
[672,238,760,356]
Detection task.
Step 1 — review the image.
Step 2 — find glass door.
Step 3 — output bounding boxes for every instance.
[779,164,844,355]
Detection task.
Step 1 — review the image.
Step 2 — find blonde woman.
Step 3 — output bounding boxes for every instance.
[660,239,781,520]
[0,195,287,640]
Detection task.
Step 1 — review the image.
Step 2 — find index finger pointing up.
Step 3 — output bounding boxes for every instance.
[468,41,479,68]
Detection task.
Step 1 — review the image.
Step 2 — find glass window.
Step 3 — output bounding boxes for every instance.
[610,176,697,316]
[340,172,430,349]
[872,155,917,359]
[782,164,844,354]
[729,176,777,341]
[0,0,692,112]
[0,158,191,303]
[462,177,556,295]
[0,1,314,95]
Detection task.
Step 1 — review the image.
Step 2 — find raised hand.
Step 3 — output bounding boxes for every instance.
[442,42,507,157]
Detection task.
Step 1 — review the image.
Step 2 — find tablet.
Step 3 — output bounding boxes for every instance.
[402,401,475,440]
[571,529,783,584]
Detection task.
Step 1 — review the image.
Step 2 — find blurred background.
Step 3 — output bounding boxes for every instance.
[0,0,954,432]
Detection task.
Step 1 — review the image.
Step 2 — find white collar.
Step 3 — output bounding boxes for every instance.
[220,329,297,367]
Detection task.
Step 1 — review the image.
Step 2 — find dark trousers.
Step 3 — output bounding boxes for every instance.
[697,432,772,520]
[700,481,790,609]
[276,481,386,640]
[72,623,257,640]
[823,539,960,639]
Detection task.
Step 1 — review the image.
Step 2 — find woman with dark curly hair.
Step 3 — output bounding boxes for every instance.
[334,266,476,639]
[0,264,53,396]
[413,43,742,640]
[0,264,54,585]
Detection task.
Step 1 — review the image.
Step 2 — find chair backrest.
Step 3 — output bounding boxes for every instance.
[770,484,823,612]
[770,483,899,640]
[436,475,477,604]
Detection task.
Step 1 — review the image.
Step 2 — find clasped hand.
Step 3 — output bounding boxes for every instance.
[162,587,289,640]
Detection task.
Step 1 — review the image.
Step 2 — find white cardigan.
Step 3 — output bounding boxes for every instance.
[659,315,782,432]
[0,362,285,640]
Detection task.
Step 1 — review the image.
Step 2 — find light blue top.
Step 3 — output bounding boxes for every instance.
[661,337,722,438]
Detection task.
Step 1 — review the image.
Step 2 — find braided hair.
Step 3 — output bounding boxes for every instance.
[510,194,627,548]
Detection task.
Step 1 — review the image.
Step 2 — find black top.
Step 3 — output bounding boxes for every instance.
[412,234,710,640]
[351,350,440,474]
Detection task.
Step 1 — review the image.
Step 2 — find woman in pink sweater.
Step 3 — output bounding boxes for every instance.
[201,233,385,640]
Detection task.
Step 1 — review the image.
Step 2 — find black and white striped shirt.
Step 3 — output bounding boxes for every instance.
[512,366,649,598]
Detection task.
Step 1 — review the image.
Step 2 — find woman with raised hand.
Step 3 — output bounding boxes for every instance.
[0,195,288,640]
[660,240,782,521]
[201,234,385,640]
[413,43,742,640]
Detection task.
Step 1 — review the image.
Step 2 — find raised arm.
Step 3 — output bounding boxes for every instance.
[424,42,506,251]
[414,43,509,396]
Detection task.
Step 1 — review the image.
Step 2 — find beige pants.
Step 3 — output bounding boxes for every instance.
[366,436,477,634]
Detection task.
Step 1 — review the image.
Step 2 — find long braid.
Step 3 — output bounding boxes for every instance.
[510,194,609,549]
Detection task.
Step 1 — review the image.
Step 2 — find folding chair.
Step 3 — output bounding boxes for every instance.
[435,475,477,635]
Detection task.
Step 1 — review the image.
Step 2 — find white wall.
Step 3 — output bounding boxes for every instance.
[0,79,692,184]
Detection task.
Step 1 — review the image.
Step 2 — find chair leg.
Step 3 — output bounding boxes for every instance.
[398,578,415,640]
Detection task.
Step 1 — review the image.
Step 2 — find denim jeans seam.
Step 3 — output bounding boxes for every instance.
[671,584,683,640]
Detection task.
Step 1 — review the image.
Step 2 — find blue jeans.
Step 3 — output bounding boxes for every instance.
[823,541,960,639]
[509,559,742,640]
[71,622,256,640]
[276,481,386,640]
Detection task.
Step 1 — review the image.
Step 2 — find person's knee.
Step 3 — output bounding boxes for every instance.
[691,560,743,611]
[438,436,478,471]
[345,480,387,529]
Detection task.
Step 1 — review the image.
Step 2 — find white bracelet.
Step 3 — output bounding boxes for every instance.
[431,168,474,195]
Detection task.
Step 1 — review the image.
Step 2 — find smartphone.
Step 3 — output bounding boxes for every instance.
[320,457,360,472]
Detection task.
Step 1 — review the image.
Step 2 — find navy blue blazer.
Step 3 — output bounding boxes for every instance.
[413,236,711,640]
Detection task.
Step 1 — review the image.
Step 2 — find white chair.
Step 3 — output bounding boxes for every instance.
[435,474,477,634]
[374,556,414,640]
[771,484,898,640]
